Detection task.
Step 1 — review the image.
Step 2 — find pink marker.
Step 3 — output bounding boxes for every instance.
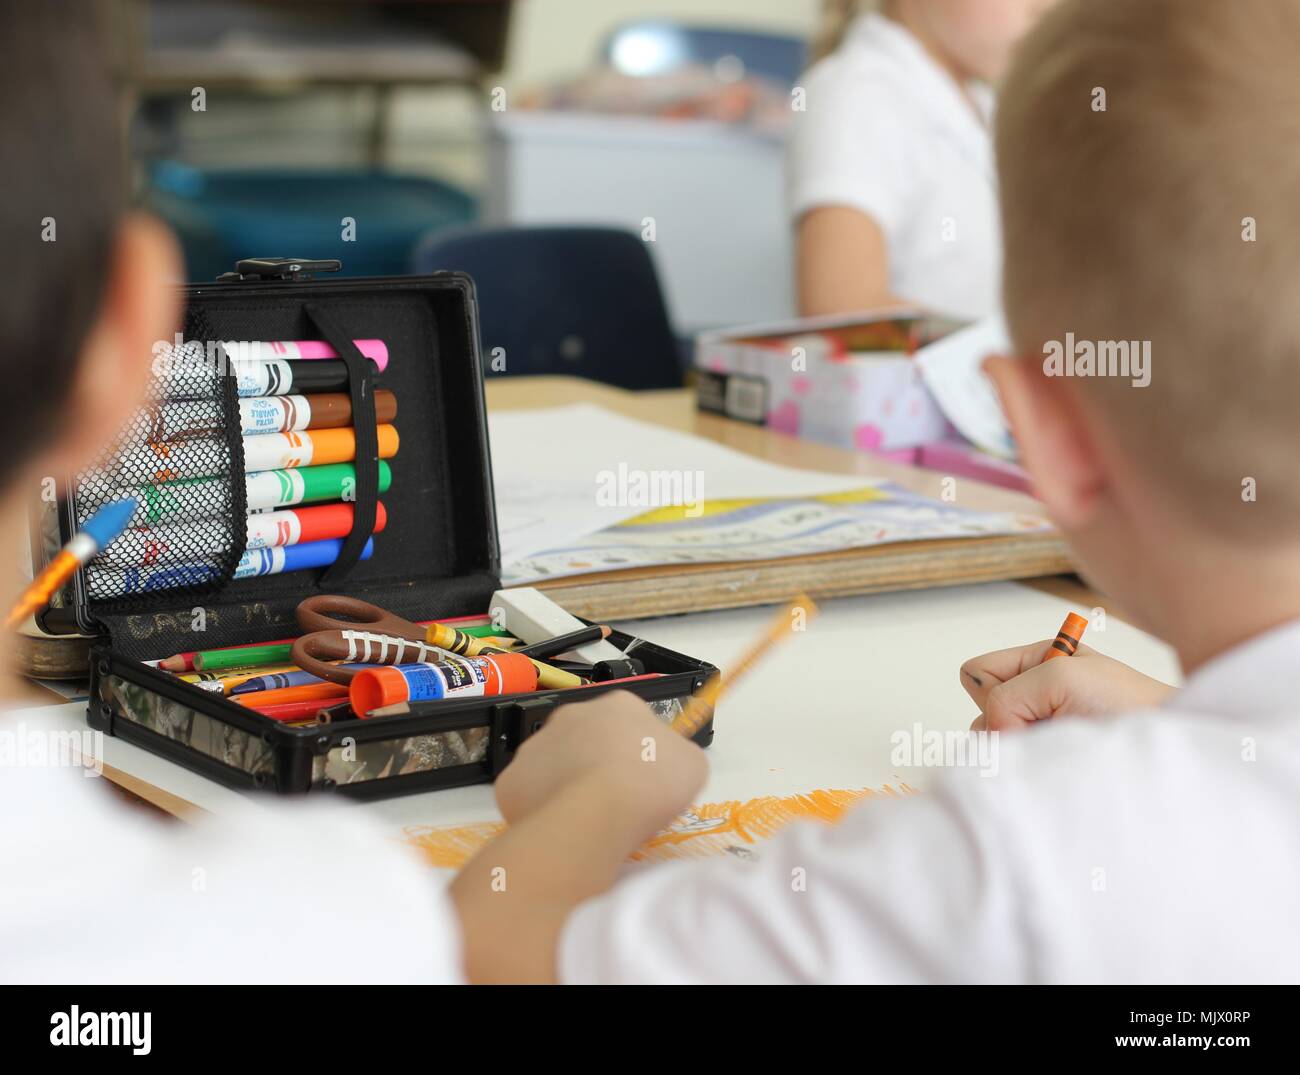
[218,339,388,371]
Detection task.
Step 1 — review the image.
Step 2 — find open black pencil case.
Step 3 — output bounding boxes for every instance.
[57,259,715,799]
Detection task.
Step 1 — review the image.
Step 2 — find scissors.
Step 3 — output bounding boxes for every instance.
[290,594,582,689]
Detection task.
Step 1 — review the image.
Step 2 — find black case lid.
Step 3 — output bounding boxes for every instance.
[64,270,501,660]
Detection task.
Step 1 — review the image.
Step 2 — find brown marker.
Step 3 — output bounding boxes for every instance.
[238,389,396,434]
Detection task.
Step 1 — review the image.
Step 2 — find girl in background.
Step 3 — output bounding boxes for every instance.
[790,0,1053,319]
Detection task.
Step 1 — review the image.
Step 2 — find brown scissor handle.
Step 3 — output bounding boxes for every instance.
[290,629,448,684]
[295,594,426,643]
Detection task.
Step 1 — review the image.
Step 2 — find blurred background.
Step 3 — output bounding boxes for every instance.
[114,0,825,388]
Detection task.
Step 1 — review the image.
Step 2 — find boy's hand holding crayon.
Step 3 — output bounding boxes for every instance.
[962,643,1174,732]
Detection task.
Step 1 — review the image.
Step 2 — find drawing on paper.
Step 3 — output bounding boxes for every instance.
[398,783,919,870]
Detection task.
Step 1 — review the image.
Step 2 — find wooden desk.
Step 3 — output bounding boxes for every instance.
[485,377,1074,620]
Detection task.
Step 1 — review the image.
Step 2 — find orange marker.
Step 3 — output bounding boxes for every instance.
[1042,612,1088,662]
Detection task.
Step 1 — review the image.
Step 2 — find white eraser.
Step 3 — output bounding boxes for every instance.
[489,586,624,663]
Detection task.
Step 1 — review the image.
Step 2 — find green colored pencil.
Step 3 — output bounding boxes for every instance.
[174,622,512,672]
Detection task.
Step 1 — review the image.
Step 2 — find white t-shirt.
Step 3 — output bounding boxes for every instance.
[561,619,1300,983]
[1,757,463,983]
[788,13,1001,320]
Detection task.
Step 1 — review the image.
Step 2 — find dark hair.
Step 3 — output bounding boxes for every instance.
[1,0,124,475]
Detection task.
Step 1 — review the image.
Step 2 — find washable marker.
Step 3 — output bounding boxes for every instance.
[101,502,389,566]
[244,461,393,513]
[238,390,397,435]
[240,425,399,473]
[6,497,138,628]
[1042,612,1088,661]
[230,664,370,696]
[234,537,375,579]
[349,653,538,716]
[228,357,382,398]
[113,461,394,524]
[142,391,399,439]
[218,339,389,370]
[120,424,399,482]
[88,537,374,597]
[166,618,511,674]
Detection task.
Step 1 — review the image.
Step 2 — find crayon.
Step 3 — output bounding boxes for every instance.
[419,623,582,690]
[244,699,341,723]
[349,653,538,715]
[120,425,399,482]
[217,339,388,370]
[231,682,349,707]
[117,462,393,524]
[230,664,370,696]
[6,498,137,629]
[87,537,374,597]
[1042,612,1088,661]
[100,502,389,567]
[163,617,509,673]
[177,663,301,695]
[141,390,397,440]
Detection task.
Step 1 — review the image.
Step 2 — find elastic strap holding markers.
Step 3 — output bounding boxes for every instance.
[302,302,378,583]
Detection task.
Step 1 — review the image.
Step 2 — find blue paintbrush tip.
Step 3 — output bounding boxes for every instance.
[82,497,139,550]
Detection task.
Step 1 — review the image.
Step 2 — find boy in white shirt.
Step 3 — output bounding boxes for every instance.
[453,0,1300,983]
[0,2,461,984]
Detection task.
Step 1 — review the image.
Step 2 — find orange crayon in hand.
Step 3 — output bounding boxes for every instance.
[1042,612,1088,662]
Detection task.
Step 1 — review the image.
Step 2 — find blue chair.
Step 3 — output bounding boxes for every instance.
[412,226,684,390]
[601,21,807,88]
[146,162,477,281]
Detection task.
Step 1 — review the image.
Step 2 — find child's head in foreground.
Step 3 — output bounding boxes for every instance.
[0,1,177,600]
[990,0,1300,653]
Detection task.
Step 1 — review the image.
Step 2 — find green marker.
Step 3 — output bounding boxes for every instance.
[132,461,393,523]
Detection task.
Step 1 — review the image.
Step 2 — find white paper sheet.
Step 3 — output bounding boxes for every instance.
[488,404,874,564]
[915,314,1018,459]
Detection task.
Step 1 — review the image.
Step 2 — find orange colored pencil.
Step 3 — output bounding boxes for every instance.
[230,682,347,707]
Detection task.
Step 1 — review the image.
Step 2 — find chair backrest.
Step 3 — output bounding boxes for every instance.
[412,225,683,390]
[601,21,807,88]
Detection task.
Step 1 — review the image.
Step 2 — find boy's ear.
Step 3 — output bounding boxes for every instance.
[983,352,1106,531]
[44,214,181,475]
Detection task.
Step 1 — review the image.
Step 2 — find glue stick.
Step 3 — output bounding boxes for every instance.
[349,652,537,715]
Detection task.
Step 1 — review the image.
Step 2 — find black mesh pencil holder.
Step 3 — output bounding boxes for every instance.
[73,305,247,613]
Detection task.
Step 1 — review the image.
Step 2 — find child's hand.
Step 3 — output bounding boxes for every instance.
[495,691,709,837]
[960,642,1174,732]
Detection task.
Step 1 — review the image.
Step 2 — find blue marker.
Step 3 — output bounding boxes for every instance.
[88,536,375,597]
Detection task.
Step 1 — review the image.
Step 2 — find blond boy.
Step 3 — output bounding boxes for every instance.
[452,0,1300,983]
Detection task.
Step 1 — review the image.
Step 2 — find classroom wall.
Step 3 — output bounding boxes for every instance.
[501,0,821,90]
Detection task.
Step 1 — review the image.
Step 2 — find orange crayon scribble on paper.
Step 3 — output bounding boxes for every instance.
[399,783,919,870]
